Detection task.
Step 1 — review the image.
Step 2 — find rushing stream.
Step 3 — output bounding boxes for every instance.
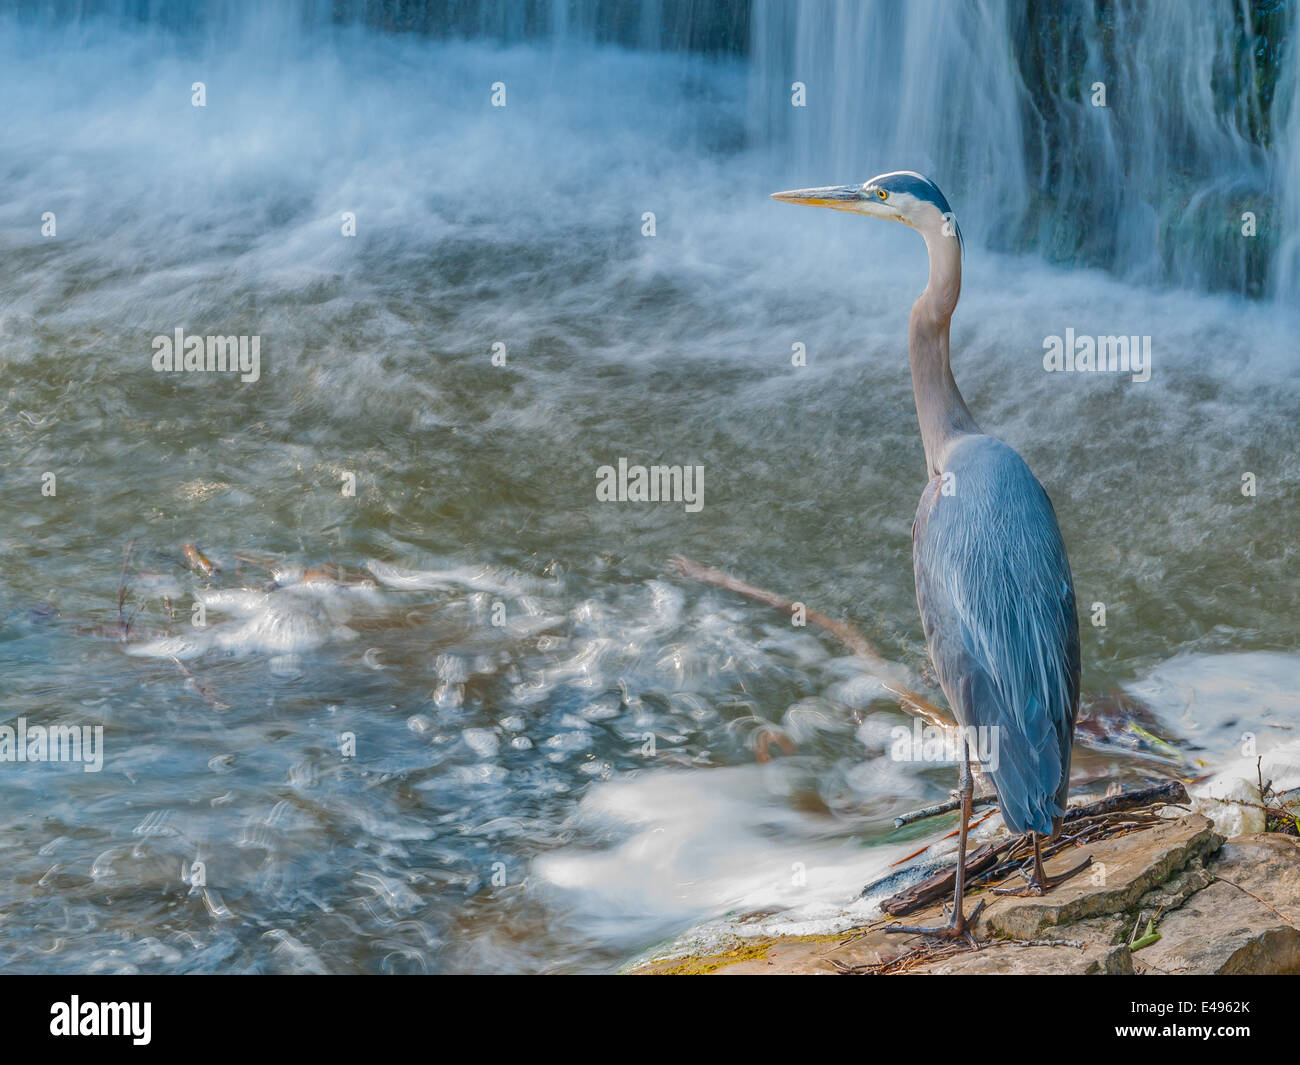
[0,2,1297,972]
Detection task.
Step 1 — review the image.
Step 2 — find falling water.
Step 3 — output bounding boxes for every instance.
[11,1,1296,295]
[750,0,1300,298]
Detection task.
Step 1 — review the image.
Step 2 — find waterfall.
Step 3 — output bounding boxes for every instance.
[749,0,1298,300]
[3,0,1294,297]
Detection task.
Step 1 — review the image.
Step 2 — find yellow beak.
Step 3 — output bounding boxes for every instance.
[770,184,864,211]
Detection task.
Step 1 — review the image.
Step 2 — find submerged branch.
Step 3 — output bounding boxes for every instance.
[670,555,953,729]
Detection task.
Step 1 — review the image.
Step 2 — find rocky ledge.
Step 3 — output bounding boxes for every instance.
[632,815,1300,975]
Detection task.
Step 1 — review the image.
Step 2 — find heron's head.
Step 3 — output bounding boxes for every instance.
[771,170,961,248]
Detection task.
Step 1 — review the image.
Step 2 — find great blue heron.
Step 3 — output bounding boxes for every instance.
[772,171,1084,938]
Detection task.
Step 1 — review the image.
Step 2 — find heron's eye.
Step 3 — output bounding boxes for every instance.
[876,189,888,201]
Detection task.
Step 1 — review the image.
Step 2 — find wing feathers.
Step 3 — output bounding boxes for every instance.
[914,436,1079,836]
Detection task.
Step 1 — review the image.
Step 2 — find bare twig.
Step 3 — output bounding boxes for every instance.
[1213,875,1300,931]
[894,793,998,829]
[1061,780,1188,822]
[833,940,969,975]
[1001,939,1084,948]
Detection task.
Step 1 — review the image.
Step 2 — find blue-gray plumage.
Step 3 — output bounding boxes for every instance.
[912,434,1079,837]
[773,170,1083,937]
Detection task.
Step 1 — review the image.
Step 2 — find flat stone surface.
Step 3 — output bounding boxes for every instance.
[914,939,1131,975]
[1136,833,1300,975]
[1213,833,1300,916]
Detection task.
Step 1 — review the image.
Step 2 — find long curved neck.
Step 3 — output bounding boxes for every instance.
[910,222,978,478]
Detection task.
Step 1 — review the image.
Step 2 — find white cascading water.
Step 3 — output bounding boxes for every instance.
[749,0,1299,299]
[9,0,1293,295]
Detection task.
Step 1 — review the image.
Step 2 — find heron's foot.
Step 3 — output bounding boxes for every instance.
[883,899,986,940]
[992,855,1092,897]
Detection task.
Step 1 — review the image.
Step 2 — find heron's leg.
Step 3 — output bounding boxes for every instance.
[1030,831,1092,891]
[883,739,985,940]
[993,831,1092,896]
[950,743,974,926]
[1032,833,1048,885]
